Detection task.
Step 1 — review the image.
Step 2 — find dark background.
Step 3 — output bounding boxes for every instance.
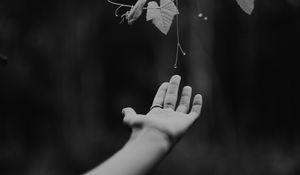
[1,0,300,174]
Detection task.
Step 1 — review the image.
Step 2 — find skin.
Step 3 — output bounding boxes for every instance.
[85,75,203,175]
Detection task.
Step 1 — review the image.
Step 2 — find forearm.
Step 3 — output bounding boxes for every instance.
[85,128,171,175]
[85,75,203,175]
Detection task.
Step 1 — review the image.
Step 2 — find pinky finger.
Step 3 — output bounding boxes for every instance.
[189,94,203,118]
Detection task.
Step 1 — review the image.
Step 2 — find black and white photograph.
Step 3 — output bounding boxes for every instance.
[1,0,300,174]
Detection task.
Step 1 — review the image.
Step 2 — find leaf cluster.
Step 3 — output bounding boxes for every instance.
[108,0,255,35]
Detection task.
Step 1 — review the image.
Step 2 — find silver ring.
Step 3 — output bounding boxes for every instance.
[150,104,163,110]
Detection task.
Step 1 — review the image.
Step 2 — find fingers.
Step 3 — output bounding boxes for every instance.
[164,75,181,110]
[189,94,203,118]
[152,82,169,107]
[176,86,192,113]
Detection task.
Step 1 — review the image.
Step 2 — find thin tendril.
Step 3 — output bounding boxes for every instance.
[107,0,172,10]
[114,6,123,16]
[174,0,186,69]
[108,0,186,69]
[107,0,132,8]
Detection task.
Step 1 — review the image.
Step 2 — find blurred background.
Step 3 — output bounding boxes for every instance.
[1,0,300,174]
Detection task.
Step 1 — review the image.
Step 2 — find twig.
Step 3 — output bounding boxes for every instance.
[107,0,132,8]
[107,0,173,10]
[107,0,186,69]
[174,0,186,69]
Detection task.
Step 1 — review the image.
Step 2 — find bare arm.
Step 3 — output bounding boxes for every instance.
[85,75,203,175]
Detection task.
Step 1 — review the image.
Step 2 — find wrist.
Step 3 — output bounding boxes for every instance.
[127,127,171,153]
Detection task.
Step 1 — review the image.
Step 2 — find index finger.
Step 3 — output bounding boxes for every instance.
[152,82,169,107]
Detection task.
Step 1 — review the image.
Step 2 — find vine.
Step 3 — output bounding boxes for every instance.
[106,0,254,68]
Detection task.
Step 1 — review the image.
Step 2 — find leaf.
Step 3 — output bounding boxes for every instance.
[236,0,255,15]
[146,0,179,35]
[126,0,147,25]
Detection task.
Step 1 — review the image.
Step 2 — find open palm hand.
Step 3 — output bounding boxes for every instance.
[122,75,203,144]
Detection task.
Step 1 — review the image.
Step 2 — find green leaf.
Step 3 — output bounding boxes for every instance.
[146,0,179,35]
[236,0,255,15]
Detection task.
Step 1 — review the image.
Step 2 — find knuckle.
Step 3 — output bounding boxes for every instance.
[192,105,202,113]
[181,92,190,98]
[177,105,187,112]
[180,98,189,105]
[165,95,177,103]
[194,99,203,106]
[164,101,175,108]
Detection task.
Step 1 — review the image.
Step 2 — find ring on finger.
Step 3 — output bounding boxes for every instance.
[150,104,163,110]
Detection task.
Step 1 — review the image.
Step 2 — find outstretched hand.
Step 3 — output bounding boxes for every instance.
[122,75,202,145]
[85,75,202,175]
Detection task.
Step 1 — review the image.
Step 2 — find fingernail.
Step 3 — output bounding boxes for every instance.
[173,75,181,79]
[184,86,192,90]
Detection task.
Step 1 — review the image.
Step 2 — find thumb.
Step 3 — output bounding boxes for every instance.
[122,107,136,116]
[122,107,139,126]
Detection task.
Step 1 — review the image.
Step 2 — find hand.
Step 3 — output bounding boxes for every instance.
[122,75,203,145]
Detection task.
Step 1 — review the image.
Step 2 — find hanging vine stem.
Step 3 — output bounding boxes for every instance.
[107,0,186,68]
[107,0,132,8]
[114,6,122,16]
[107,0,131,17]
[107,0,175,11]
[174,0,186,69]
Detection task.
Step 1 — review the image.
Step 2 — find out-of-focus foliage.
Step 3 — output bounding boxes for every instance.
[0,0,300,175]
